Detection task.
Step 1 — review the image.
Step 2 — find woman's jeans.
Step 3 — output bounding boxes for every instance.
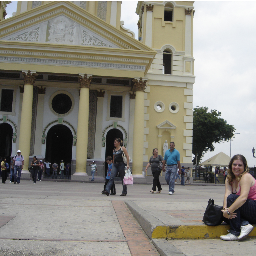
[227,194,256,236]
[106,162,127,195]
[152,171,162,191]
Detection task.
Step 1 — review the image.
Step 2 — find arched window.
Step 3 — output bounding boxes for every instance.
[164,2,174,22]
[163,49,172,74]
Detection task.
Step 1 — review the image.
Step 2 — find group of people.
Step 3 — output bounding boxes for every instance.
[0,149,72,184]
[1,150,24,184]
[145,142,186,195]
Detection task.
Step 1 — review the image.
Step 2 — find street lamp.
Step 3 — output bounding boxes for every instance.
[230,133,240,157]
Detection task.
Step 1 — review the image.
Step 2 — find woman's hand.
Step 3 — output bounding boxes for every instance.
[221,208,237,219]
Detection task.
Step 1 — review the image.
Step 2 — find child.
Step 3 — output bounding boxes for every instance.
[102,156,116,195]
[90,161,97,181]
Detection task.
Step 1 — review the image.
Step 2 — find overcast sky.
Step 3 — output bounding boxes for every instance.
[5,1,256,167]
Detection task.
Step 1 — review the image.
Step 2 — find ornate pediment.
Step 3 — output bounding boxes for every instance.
[0,1,153,51]
[0,2,156,76]
[0,15,119,48]
[157,120,176,129]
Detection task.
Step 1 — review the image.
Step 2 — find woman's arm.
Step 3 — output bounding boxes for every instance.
[145,162,151,171]
[122,146,129,168]
[223,178,233,209]
[228,174,252,213]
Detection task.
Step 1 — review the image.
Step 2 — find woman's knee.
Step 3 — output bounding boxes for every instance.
[227,194,239,204]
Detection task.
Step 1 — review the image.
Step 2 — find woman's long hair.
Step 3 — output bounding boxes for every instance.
[227,154,248,185]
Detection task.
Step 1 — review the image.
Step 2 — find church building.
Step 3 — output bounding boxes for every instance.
[0,1,195,181]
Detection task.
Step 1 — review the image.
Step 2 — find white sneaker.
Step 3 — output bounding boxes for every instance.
[9,181,11,183]
[220,233,238,241]
[238,224,254,240]
[169,192,173,195]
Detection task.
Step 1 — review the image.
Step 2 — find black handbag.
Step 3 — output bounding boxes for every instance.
[203,198,224,226]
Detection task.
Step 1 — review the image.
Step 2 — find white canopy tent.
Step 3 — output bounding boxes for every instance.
[200,152,231,167]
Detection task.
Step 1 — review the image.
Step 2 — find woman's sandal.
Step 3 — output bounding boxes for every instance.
[150,190,155,194]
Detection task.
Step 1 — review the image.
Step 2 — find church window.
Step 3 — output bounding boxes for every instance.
[164,3,173,22]
[163,50,172,74]
[169,102,179,114]
[52,93,72,115]
[110,95,122,118]
[0,89,13,112]
[154,101,165,113]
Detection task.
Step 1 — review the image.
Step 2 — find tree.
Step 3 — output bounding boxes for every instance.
[193,107,235,165]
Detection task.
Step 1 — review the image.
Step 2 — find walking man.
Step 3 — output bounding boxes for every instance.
[13,150,24,184]
[162,142,181,195]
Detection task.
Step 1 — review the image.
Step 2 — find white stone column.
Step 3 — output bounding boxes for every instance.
[19,70,37,171]
[132,78,147,177]
[185,9,193,56]
[128,93,135,162]
[145,4,153,48]
[72,74,92,181]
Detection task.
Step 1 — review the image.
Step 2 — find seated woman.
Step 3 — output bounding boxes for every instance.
[221,154,256,241]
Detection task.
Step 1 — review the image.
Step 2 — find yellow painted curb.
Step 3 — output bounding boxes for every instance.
[152,225,256,239]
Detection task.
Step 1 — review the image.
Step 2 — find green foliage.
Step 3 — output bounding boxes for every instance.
[193,107,235,165]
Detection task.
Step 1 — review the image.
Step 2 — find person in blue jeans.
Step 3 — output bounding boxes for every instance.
[162,142,181,195]
[13,150,24,184]
[221,154,256,241]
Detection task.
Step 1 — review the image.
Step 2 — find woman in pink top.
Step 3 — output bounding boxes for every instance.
[220,154,256,241]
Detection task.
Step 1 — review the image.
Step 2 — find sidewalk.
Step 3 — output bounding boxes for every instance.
[0,181,255,256]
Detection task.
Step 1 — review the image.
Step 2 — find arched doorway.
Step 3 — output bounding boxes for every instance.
[105,128,123,174]
[45,124,73,174]
[0,123,13,163]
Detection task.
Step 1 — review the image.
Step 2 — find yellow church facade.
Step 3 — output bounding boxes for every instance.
[0,1,195,181]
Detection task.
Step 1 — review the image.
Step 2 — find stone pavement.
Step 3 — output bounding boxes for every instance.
[0,180,256,256]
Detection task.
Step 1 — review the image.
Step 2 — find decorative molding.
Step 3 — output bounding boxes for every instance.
[41,120,77,145]
[0,56,146,72]
[97,90,105,97]
[37,86,46,94]
[0,50,149,64]
[185,9,193,15]
[0,118,18,143]
[157,120,176,130]
[22,70,37,85]
[132,77,147,92]
[79,74,92,88]
[130,92,136,99]
[0,8,135,49]
[102,123,128,147]
[146,4,154,12]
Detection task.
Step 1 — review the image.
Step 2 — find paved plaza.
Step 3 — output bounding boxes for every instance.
[0,180,256,255]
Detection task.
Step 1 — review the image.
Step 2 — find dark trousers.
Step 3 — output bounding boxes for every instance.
[181,175,185,185]
[38,169,42,181]
[104,180,116,194]
[2,170,7,183]
[31,169,38,183]
[227,194,256,236]
[152,171,162,191]
[106,162,127,195]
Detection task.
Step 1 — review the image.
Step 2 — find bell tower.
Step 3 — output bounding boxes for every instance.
[136,1,195,166]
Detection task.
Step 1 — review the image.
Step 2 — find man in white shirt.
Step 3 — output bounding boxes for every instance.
[13,150,24,184]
